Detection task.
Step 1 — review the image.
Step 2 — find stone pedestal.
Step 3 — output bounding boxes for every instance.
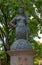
[7,50,36,65]
[7,38,36,65]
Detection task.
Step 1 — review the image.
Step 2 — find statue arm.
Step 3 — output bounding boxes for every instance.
[10,17,17,27]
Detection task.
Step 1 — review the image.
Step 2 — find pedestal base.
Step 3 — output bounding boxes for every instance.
[7,50,36,65]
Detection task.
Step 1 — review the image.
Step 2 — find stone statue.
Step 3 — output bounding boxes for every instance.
[10,7,29,40]
[7,5,35,65]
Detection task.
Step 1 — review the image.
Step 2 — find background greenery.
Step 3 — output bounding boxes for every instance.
[0,0,42,65]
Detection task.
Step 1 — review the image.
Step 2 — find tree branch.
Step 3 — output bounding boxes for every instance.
[0,35,7,51]
[32,13,42,23]
[0,5,10,50]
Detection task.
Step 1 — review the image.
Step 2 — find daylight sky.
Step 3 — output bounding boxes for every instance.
[34,30,42,43]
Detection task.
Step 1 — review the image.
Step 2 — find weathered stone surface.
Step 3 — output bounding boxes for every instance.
[10,55,34,65]
[11,39,33,50]
[10,7,29,40]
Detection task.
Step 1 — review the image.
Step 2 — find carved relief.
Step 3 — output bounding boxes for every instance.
[18,56,28,65]
[24,58,28,61]
[18,57,21,60]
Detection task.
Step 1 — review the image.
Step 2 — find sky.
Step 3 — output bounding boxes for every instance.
[34,31,42,43]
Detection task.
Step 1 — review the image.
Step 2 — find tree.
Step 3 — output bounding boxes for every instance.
[0,0,42,65]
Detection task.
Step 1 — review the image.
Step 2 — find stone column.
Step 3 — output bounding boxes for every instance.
[7,50,36,65]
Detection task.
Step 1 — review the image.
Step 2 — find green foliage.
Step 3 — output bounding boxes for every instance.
[29,19,38,35]
[0,0,42,65]
[0,50,5,59]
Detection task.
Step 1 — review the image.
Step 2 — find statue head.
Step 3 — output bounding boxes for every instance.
[18,7,24,15]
